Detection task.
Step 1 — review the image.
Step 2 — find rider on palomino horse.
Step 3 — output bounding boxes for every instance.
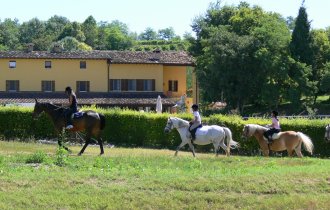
[263,110,281,144]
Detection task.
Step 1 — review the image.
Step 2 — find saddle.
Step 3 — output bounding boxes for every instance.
[71,111,84,119]
[264,132,282,142]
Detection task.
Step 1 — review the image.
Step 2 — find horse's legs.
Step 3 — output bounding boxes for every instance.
[175,142,186,156]
[57,129,71,153]
[287,149,294,157]
[78,134,92,156]
[294,142,303,158]
[97,137,104,155]
[187,141,196,157]
[263,149,270,157]
[219,141,228,156]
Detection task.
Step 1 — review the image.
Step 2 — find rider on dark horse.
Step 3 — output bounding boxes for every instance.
[64,86,78,130]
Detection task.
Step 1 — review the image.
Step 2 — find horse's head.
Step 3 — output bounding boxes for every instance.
[164,117,174,133]
[325,124,330,142]
[32,99,47,119]
[242,124,251,139]
[242,124,260,139]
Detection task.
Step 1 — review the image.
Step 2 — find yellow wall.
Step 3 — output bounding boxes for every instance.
[0,59,108,92]
[110,64,163,91]
[163,66,187,97]
[0,59,191,98]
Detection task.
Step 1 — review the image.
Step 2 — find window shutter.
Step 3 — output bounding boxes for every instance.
[137,79,143,91]
[152,79,155,91]
[76,81,79,92]
[16,80,19,91]
[109,79,113,91]
[168,80,173,91]
[174,80,178,92]
[87,81,90,92]
[121,79,128,91]
[6,80,9,91]
[52,81,55,91]
[41,81,45,91]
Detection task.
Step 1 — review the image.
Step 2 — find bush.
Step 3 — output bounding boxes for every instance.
[1,106,330,157]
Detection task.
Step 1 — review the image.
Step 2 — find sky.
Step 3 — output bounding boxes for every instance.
[0,0,329,37]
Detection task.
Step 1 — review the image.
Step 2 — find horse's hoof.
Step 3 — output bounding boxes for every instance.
[99,153,104,156]
[77,153,82,156]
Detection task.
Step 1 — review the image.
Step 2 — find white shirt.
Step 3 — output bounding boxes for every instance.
[193,111,202,124]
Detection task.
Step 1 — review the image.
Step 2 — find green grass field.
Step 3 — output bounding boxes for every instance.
[0,141,329,210]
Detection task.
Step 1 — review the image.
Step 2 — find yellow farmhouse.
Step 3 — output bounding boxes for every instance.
[0,48,197,111]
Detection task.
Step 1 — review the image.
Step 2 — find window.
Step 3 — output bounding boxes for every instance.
[80,61,86,69]
[109,79,121,91]
[9,61,16,68]
[168,80,178,92]
[6,80,19,92]
[45,61,51,69]
[76,81,90,92]
[137,79,155,91]
[128,79,136,91]
[144,80,153,91]
[41,81,55,92]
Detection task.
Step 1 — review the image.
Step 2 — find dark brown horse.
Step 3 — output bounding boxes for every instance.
[33,99,106,155]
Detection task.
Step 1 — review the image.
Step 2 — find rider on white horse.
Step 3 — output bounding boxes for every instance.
[189,104,202,142]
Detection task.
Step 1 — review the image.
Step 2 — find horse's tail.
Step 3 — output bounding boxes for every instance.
[99,113,106,130]
[223,127,239,149]
[297,132,314,154]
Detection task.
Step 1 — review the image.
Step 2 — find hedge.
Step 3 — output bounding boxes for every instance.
[0,106,330,157]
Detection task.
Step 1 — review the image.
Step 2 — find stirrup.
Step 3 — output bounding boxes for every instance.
[65,125,73,129]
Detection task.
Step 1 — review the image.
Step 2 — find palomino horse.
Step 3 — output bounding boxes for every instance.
[164,117,239,157]
[33,99,106,155]
[242,124,313,157]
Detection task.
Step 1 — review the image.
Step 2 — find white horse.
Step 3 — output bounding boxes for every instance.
[325,124,330,141]
[164,117,239,157]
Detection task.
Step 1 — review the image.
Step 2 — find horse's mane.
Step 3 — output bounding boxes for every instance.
[246,124,267,134]
[170,117,190,127]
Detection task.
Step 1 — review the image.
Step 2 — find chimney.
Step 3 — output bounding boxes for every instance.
[149,48,161,62]
[26,43,34,52]
[52,43,63,53]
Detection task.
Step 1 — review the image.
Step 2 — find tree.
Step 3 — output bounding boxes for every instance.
[289,5,313,65]
[310,29,330,102]
[0,18,20,50]
[191,3,298,112]
[82,16,98,48]
[58,21,85,42]
[58,37,92,51]
[138,27,158,40]
[19,18,49,50]
[46,15,69,41]
[158,27,176,40]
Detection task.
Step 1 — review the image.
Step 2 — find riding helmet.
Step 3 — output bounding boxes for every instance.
[272,110,278,117]
[65,86,72,93]
[191,104,199,110]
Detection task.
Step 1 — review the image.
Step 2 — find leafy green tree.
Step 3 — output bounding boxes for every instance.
[158,27,176,40]
[19,18,49,50]
[82,16,98,48]
[289,5,313,65]
[138,27,158,40]
[58,37,92,51]
[46,15,69,41]
[0,18,20,50]
[310,29,330,101]
[58,21,85,42]
[191,2,301,112]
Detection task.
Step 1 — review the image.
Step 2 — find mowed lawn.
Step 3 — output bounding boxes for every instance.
[0,141,329,210]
